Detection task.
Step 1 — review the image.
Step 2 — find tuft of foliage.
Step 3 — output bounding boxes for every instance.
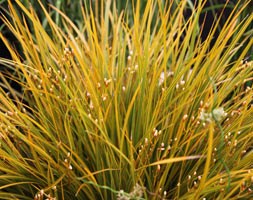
[0,0,253,199]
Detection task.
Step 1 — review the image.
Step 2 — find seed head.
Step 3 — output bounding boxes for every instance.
[183,114,188,121]
[180,80,185,85]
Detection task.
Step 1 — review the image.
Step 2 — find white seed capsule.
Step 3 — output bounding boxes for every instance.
[102,96,107,101]
[183,114,188,121]
[180,80,185,85]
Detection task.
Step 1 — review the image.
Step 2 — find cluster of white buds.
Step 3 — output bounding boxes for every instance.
[158,71,174,86]
[200,107,227,123]
[104,78,112,87]
[63,47,73,57]
[127,50,133,61]
[64,152,72,170]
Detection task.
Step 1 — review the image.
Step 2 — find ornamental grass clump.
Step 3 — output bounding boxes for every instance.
[0,0,253,199]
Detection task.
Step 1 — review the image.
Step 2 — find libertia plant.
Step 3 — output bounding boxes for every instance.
[0,0,252,199]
